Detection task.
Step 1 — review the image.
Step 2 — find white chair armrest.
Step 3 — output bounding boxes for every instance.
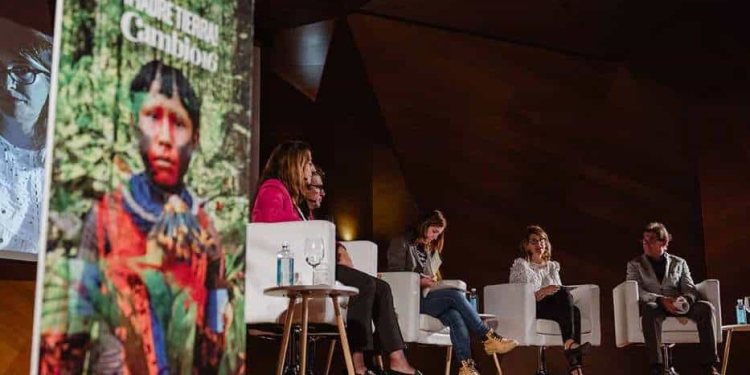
[483,283,536,345]
[341,240,378,277]
[696,279,722,343]
[380,272,421,342]
[567,284,601,345]
[613,280,640,347]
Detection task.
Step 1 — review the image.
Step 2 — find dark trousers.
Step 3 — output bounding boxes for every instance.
[536,288,581,344]
[640,300,719,367]
[336,265,406,354]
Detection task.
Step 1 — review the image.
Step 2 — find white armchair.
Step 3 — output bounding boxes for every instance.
[484,284,601,374]
[245,220,338,326]
[613,279,722,370]
[245,221,342,375]
[380,272,454,375]
[341,240,378,277]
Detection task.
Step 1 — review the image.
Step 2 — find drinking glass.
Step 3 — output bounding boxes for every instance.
[304,236,326,283]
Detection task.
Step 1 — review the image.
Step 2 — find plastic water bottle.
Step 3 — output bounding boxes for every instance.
[737,299,747,325]
[468,288,478,312]
[277,242,294,286]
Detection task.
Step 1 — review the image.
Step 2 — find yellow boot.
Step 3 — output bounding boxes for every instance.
[483,328,518,355]
[458,359,481,375]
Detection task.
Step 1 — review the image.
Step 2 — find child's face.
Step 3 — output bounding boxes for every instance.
[135,80,196,189]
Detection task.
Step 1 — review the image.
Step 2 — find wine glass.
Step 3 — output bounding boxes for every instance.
[304,236,326,284]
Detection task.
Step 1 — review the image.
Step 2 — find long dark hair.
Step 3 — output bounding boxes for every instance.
[410,209,447,254]
[257,140,312,205]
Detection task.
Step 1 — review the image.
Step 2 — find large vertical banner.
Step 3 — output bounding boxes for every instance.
[32,0,253,373]
[0,5,53,261]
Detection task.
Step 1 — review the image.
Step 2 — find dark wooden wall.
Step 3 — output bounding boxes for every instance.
[251,2,750,374]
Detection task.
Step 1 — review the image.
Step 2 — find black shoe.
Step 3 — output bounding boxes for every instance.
[563,342,590,370]
[666,367,680,375]
[563,342,591,357]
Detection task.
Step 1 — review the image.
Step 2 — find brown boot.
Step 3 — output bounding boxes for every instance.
[458,359,481,375]
[482,328,518,355]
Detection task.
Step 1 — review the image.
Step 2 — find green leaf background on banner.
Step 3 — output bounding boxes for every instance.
[50,0,253,255]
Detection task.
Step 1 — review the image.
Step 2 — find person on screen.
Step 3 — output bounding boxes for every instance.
[39,60,244,375]
[0,17,52,253]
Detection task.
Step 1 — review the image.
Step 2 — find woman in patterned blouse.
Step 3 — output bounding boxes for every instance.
[509,225,590,375]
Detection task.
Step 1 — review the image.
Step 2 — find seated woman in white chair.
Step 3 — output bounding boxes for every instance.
[509,225,591,375]
[388,210,518,375]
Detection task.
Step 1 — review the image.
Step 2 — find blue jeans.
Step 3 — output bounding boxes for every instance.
[420,289,490,361]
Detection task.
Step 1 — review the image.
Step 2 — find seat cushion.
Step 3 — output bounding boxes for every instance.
[639,316,698,332]
[536,318,592,335]
[420,314,450,334]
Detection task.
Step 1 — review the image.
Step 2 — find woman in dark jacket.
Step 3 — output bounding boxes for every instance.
[387,210,518,375]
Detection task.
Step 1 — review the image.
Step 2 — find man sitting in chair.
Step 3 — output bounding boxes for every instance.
[626,222,719,375]
[303,166,422,375]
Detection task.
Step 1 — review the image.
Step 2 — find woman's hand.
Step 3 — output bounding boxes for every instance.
[420,275,437,288]
[534,285,561,301]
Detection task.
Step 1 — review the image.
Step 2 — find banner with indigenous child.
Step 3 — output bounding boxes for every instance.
[31,0,254,374]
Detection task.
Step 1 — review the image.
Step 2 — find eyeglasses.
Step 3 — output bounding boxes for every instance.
[528,238,548,245]
[308,184,324,191]
[641,238,663,245]
[2,65,50,85]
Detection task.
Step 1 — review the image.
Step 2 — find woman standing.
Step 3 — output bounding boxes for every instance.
[387,210,518,375]
[509,225,590,375]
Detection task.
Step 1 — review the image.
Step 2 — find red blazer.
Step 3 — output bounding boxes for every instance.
[251,179,302,223]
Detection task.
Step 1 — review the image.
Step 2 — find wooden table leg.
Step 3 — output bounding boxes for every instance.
[324,339,337,375]
[721,329,732,375]
[492,353,503,375]
[300,296,310,375]
[333,296,355,375]
[444,346,452,375]
[277,297,297,375]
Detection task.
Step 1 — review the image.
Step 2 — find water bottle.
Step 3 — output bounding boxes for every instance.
[468,288,478,312]
[737,299,747,325]
[277,241,294,286]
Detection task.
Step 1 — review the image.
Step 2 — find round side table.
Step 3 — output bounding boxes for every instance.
[264,285,359,375]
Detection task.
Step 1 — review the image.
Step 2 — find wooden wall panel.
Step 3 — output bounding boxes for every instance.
[347,13,720,375]
[0,261,36,375]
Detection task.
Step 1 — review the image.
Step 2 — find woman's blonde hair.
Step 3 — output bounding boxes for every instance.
[519,225,553,261]
[258,140,312,205]
[412,209,447,253]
